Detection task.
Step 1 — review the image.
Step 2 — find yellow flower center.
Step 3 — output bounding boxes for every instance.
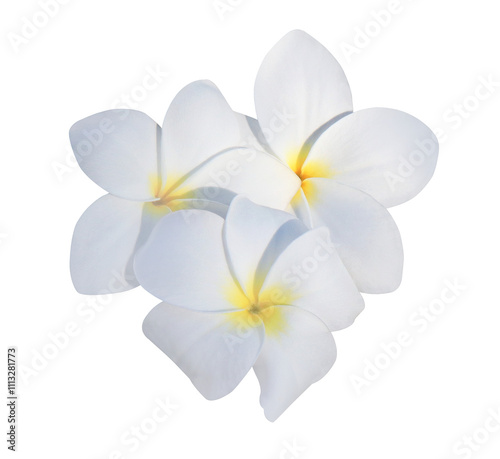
[224,281,294,337]
[286,149,333,205]
[146,172,192,214]
[286,149,334,186]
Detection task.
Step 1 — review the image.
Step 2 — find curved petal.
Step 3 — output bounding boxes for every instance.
[167,147,301,210]
[222,196,300,299]
[134,210,241,312]
[255,30,352,165]
[161,80,242,186]
[303,178,403,293]
[70,194,146,294]
[304,108,439,207]
[259,227,364,331]
[143,302,265,400]
[69,110,160,201]
[253,305,336,422]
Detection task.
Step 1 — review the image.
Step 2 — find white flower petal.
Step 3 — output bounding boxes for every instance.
[253,305,336,422]
[143,302,265,400]
[134,210,240,312]
[70,110,160,201]
[70,194,153,294]
[167,147,300,210]
[255,30,352,164]
[222,196,301,299]
[304,108,439,207]
[161,80,242,183]
[303,178,403,293]
[260,227,364,331]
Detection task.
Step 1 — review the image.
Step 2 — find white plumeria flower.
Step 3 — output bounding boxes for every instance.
[246,30,439,293]
[69,80,300,295]
[136,196,364,421]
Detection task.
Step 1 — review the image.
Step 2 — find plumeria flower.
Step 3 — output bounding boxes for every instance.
[245,30,439,293]
[136,196,364,421]
[69,80,300,294]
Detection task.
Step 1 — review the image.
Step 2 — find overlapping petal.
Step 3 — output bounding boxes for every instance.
[302,178,403,293]
[289,188,313,229]
[222,196,298,299]
[234,112,274,154]
[253,305,337,421]
[260,227,364,331]
[143,302,264,400]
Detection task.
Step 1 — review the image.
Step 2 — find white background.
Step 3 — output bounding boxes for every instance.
[2,0,500,458]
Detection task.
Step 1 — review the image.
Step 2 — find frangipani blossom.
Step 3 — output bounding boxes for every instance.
[136,196,364,421]
[249,30,439,293]
[69,80,300,294]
